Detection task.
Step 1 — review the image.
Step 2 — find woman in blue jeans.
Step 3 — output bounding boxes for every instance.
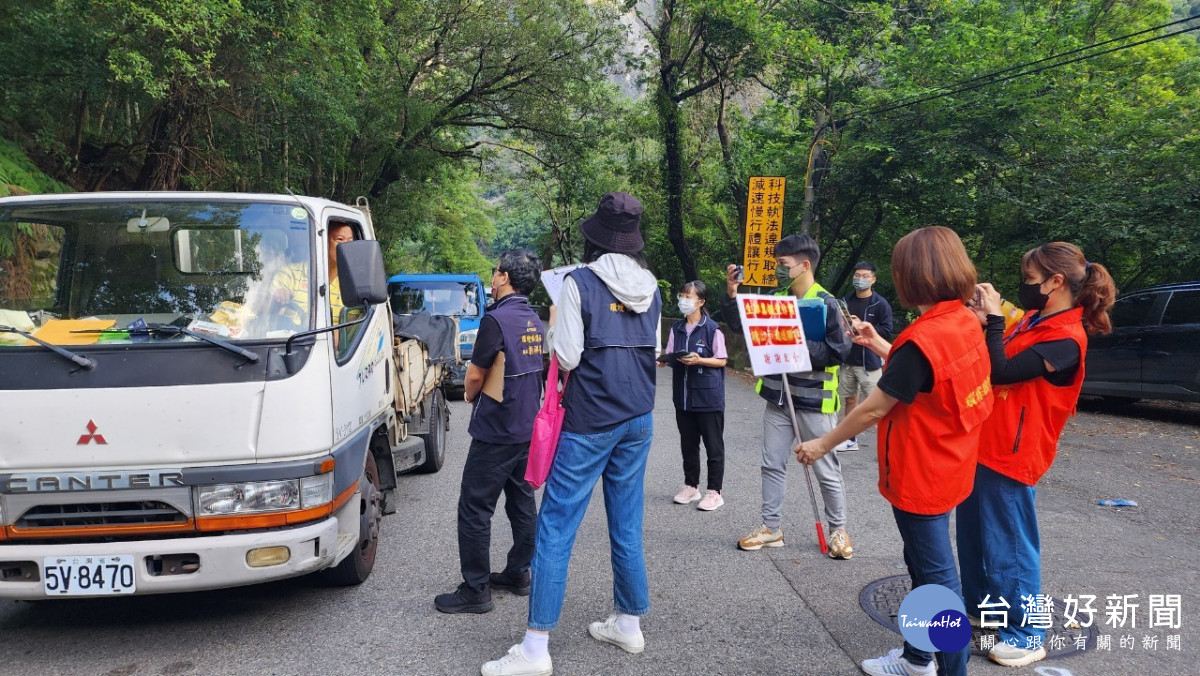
[483,192,662,676]
[798,227,993,676]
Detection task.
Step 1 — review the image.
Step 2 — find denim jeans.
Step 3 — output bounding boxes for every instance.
[957,463,1042,648]
[892,507,969,676]
[528,411,653,631]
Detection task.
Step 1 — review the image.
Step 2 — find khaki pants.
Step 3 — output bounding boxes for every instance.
[837,365,881,401]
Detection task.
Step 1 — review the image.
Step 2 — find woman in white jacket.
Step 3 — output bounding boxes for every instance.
[483,192,662,676]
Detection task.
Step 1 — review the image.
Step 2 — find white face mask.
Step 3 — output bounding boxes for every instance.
[678,298,698,315]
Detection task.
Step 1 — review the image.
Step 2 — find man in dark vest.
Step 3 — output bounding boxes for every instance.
[435,249,546,614]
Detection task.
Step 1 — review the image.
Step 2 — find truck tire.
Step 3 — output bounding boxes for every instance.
[319,452,382,586]
[416,388,447,474]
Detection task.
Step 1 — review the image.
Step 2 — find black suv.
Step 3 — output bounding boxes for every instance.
[1082,282,1200,403]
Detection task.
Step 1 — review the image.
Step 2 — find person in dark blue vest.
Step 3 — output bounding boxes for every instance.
[435,249,545,615]
[660,280,728,511]
[483,192,662,676]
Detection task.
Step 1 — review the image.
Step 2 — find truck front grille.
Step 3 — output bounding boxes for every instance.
[16,501,188,529]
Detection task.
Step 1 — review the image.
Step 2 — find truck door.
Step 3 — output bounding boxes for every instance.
[324,215,392,447]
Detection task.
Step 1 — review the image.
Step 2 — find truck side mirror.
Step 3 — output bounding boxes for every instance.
[336,240,388,307]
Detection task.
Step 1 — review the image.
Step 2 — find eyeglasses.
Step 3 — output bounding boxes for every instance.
[492,266,505,276]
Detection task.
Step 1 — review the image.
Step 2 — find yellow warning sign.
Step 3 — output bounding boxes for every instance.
[742,177,786,286]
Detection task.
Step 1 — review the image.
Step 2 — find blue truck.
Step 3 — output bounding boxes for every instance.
[387,272,487,393]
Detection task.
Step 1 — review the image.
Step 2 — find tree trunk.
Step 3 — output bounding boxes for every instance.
[658,73,698,282]
[800,112,828,237]
[716,86,746,243]
[134,90,194,191]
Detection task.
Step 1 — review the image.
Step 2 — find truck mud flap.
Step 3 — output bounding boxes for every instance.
[391,436,425,475]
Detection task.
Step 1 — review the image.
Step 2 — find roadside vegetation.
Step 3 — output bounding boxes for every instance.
[2,0,1197,302]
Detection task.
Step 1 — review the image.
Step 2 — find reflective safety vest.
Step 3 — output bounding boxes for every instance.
[878,301,993,515]
[755,283,841,414]
[978,307,1087,486]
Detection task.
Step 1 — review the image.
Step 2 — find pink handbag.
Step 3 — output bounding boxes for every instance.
[525,354,568,489]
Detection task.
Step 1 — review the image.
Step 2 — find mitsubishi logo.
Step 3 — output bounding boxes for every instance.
[77,420,107,445]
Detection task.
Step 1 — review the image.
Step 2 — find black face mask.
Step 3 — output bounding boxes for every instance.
[1018,281,1049,312]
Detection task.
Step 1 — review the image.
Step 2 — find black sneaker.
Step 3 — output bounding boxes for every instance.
[434,583,493,614]
[489,570,531,596]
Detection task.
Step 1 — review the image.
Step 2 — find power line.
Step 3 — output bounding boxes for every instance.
[928,13,1200,92]
[846,13,1200,122]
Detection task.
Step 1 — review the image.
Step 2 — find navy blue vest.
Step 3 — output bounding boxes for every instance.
[561,267,660,433]
[670,316,725,412]
[467,294,545,444]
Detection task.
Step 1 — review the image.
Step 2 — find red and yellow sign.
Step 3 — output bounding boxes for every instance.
[735,293,811,376]
[742,176,786,287]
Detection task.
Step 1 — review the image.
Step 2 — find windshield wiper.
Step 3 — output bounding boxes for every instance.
[144,323,261,364]
[0,324,96,370]
[78,323,261,364]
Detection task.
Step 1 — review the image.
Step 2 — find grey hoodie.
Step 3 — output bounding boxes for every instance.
[548,254,660,370]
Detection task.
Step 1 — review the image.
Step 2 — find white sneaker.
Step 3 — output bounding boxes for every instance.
[672,485,701,504]
[588,614,645,654]
[696,490,724,511]
[481,644,553,676]
[834,437,859,451]
[989,642,1047,667]
[861,648,935,676]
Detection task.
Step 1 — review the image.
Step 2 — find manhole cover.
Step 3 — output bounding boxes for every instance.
[859,575,1097,659]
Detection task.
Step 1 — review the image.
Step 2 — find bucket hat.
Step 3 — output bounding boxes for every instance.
[579,192,644,254]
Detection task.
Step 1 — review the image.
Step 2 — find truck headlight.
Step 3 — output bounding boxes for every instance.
[199,480,300,515]
[458,329,478,347]
[197,473,336,516]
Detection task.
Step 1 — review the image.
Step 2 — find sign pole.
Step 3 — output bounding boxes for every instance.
[780,376,829,555]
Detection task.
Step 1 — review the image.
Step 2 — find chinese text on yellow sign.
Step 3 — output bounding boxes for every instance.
[742,177,786,286]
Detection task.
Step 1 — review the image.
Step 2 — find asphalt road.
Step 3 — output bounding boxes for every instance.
[1,375,1196,675]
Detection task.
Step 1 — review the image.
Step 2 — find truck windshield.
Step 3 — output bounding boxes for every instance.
[0,200,314,345]
[390,281,481,318]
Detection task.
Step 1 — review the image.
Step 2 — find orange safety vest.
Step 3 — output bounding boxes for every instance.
[878,301,993,515]
[978,307,1088,486]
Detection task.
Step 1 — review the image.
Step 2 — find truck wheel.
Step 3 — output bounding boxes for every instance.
[416,389,447,474]
[320,452,382,586]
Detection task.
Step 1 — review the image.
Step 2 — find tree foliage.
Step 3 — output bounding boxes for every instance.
[1,0,1197,299]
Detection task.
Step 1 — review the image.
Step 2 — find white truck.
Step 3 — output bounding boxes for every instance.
[0,192,451,598]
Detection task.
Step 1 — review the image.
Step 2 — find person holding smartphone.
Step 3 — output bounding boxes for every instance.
[958,242,1115,667]
[836,261,893,451]
[659,281,728,511]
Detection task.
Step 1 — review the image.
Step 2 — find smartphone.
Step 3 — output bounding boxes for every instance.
[734,264,744,282]
[835,299,860,336]
[971,287,983,307]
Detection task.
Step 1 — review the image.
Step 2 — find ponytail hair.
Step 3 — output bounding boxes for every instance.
[1022,242,1117,335]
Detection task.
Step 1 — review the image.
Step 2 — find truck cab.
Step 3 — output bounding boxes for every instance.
[387,272,487,393]
[0,192,441,599]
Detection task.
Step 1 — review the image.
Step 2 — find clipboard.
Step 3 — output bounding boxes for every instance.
[796,299,827,341]
[481,351,505,402]
[655,350,691,365]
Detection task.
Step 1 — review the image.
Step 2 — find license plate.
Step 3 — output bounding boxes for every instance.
[43,555,137,596]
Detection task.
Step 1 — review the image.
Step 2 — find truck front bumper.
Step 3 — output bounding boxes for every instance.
[0,517,340,599]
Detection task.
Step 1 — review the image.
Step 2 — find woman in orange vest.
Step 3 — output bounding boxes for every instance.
[957,243,1116,668]
[798,226,992,676]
